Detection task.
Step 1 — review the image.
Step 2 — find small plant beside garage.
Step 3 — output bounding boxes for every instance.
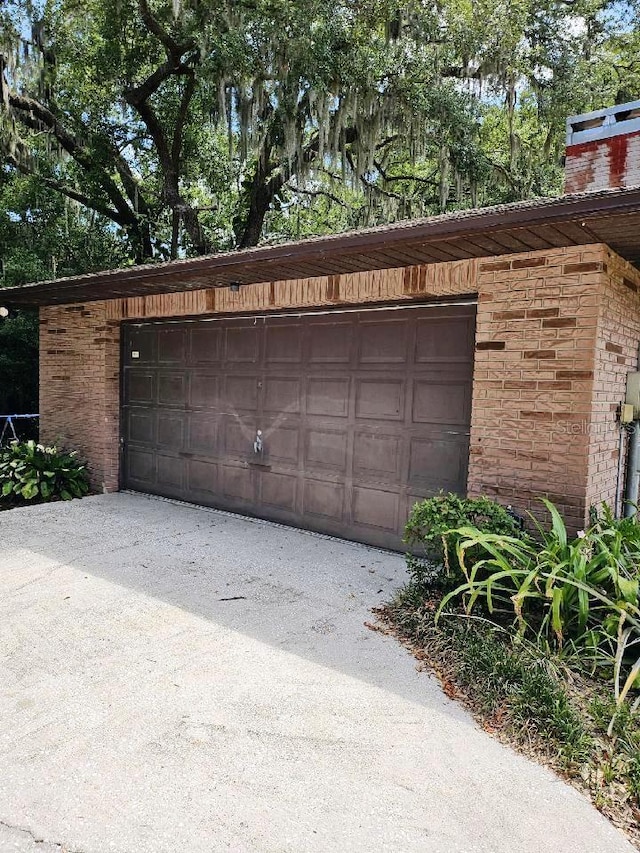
[403,493,525,589]
[380,494,640,845]
[0,440,90,508]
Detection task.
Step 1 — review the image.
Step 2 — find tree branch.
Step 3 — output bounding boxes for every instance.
[7,91,138,225]
[374,159,438,187]
[126,58,181,105]
[137,0,197,59]
[123,3,206,255]
[292,186,347,207]
[171,70,196,166]
[5,152,128,224]
[237,124,360,248]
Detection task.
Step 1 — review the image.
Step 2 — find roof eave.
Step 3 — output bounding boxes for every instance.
[4,186,640,308]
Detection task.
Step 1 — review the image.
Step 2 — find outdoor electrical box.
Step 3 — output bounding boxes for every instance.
[626,372,640,417]
[621,403,635,424]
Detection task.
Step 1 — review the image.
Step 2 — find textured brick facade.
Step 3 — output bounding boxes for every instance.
[472,247,608,530]
[586,252,640,512]
[565,130,640,194]
[39,243,640,531]
[40,303,120,492]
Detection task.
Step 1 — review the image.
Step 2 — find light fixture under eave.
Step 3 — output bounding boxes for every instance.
[0,307,8,318]
[229,281,240,292]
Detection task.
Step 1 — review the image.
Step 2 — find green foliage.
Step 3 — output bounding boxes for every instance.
[0,170,130,287]
[0,311,38,416]
[0,170,128,417]
[389,586,593,762]
[2,0,639,257]
[0,440,90,505]
[437,499,640,705]
[404,493,525,588]
[384,586,640,824]
[388,498,640,828]
[443,618,594,766]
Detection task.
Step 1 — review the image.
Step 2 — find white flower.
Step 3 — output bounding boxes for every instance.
[576,530,586,539]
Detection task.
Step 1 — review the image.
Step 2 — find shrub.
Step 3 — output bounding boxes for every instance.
[385,587,594,765]
[437,499,640,701]
[382,587,640,829]
[404,493,526,588]
[0,440,90,504]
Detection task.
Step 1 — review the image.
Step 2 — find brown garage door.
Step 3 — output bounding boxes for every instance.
[122,303,475,550]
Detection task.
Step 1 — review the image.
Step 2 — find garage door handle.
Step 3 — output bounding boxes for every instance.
[253,430,263,454]
[443,431,470,436]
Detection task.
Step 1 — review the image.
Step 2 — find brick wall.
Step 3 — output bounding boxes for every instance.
[39,303,120,492]
[472,246,608,531]
[40,242,636,531]
[565,131,640,194]
[586,252,640,513]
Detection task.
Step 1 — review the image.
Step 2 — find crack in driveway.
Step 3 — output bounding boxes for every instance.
[0,818,87,853]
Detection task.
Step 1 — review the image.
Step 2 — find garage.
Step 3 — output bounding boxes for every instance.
[121,303,475,550]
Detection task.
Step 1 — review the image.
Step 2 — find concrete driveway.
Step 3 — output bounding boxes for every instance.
[0,493,634,853]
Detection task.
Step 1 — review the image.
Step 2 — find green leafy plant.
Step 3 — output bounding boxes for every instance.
[436,499,640,705]
[0,440,90,504]
[382,587,640,832]
[404,493,526,588]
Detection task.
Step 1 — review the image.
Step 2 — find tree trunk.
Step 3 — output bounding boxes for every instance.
[238,185,272,248]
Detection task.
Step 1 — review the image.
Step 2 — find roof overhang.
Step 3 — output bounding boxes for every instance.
[4,185,640,308]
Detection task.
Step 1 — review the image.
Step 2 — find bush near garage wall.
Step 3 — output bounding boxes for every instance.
[387,496,640,837]
[404,493,525,588]
[0,440,90,507]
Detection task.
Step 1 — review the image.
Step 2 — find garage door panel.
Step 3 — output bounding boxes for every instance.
[266,324,302,363]
[303,479,345,520]
[223,418,255,458]
[224,375,259,411]
[156,454,184,493]
[189,326,221,364]
[408,436,468,490]
[190,373,221,409]
[126,371,155,404]
[308,323,352,364]
[412,380,471,425]
[157,412,184,449]
[123,303,475,550]
[264,377,301,414]
[353,431,402,480]
[158,373,186,407]
[355,378,404,421]
[263,423,299,464]
[359,320,408,364]
[307,377,350,417]
[260,471,297,512]
[157,328,186,363]
[225,326,259,362]
[415,316,474,363]
[128,409,155,444]
[222,465,254,502]
[304,428,348,473]
[127,448,155,484]
[352,487,399,532]
[126,328,156,364]
[187,459,218,495]
[188,414,219,454]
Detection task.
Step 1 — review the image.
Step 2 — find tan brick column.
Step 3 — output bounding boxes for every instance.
[467,246,608,531]
[40,302,120,493]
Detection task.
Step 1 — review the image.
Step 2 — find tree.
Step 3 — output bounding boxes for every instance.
[0,168,128,416]
[2,0,636,261]
[0,311,38,421]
